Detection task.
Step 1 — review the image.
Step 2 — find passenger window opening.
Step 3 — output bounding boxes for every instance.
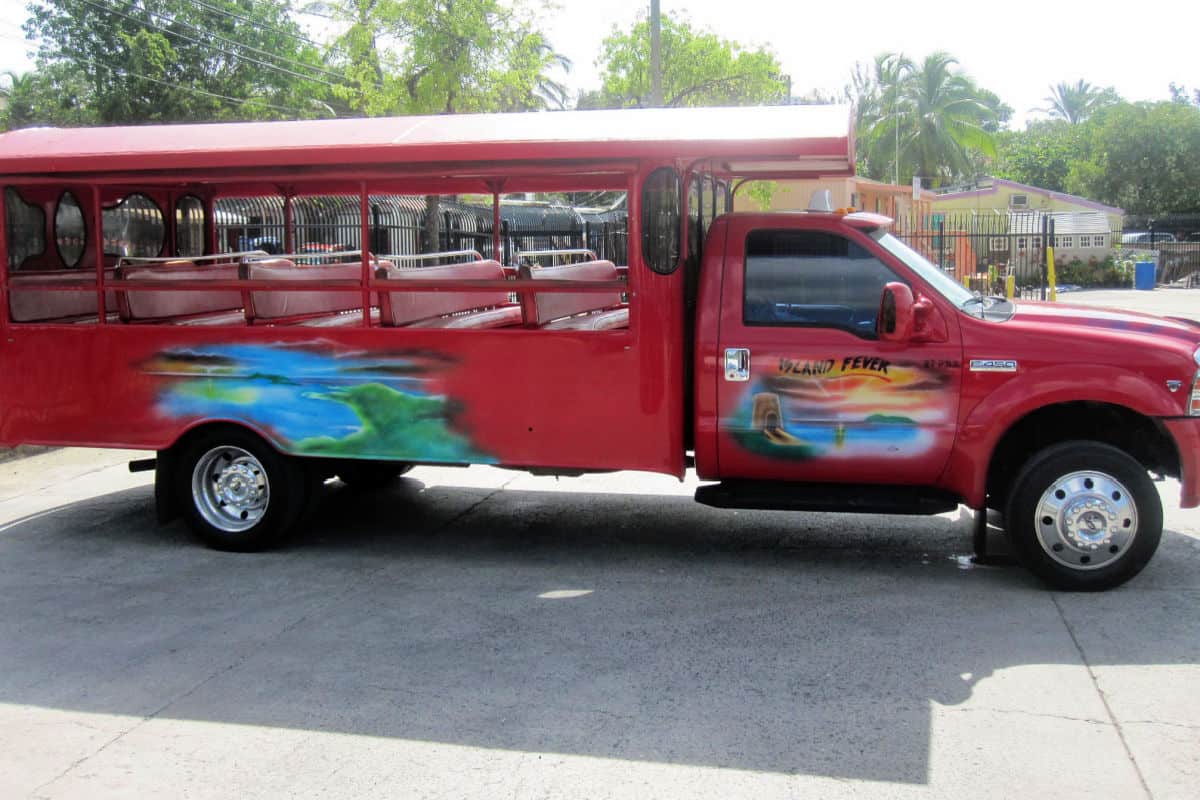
[642,167,681,275]
[103,193,165,258]
[175,195,207,257]
[54,191,86,268]
[5,187,45,271]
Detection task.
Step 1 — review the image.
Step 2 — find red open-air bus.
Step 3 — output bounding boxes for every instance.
[0,104,855,545]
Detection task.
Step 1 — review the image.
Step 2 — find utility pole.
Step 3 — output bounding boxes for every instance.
[650,0,662,107]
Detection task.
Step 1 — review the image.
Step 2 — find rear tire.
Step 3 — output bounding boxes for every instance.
[175,428,306,552]
[1005,441,1162,591]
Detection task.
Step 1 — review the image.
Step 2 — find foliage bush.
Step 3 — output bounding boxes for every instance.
[1055,255,1132,287]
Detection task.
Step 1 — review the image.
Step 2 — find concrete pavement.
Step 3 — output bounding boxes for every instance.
[0,447,1197,799]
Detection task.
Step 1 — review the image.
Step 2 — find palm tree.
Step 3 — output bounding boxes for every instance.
[1039,80,1117,124]
[0,71,38,130]
[853,52,1000,187]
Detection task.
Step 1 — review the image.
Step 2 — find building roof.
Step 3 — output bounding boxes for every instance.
[935,177,1123,216]
[0,105,855,179]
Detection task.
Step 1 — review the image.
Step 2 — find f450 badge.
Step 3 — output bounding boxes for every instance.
[969,359,1018,373]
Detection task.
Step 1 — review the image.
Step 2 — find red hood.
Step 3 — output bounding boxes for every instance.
[1012,300,1200,345]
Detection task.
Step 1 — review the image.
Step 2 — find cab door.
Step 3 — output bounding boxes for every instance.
[715,219,962,485]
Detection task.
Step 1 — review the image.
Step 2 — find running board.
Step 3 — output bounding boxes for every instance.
[695,481,959,516]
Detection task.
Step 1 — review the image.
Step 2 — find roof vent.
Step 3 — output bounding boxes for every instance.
[808,189,834,212]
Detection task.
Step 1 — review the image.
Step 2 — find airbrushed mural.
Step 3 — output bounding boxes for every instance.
[729,354,955,461]
[143,344,493,462]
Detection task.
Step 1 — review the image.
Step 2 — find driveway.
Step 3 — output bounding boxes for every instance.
[0,446,1197,799]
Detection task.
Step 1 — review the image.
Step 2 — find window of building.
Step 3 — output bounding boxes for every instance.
[642,167,681,275]
[743,229,902,337]
[5,188,45,270]
[175,195,206,257]
[1093,234,1106,248]
[1056,236,1074,249]
[990,237,1009,251]
[103,193,164,258]
[1017,237,1028,250]
[55,191,86,268]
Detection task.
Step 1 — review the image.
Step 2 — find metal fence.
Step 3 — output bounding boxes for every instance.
[214,195,629,266]
[891,212,1200,291]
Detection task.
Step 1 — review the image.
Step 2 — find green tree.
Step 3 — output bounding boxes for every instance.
[0,66,97,130]
[589,12,787,108]
[852,52,1005,187]
[24,0,336,123]
[1067,102,1200,215]
[303,0,400,115]
[392,0,570,114]
[993,120,1087,193]
[1037,79,1119,124]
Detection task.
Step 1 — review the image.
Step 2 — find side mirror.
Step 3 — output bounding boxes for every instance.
[878,282,914,342]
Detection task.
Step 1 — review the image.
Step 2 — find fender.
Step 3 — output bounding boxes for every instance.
[941,363,1181,507]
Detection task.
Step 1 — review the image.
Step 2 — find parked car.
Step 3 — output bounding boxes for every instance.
[1121,231,1177,245]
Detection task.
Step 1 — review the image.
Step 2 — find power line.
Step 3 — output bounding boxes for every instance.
[114,69,316,115]
[80,0,344,92]
[159,0,354,86]
[179,0,389,93]
[0,29,320,117]
[183,0,325,50]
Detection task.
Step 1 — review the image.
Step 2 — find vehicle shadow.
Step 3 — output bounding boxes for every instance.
[0,478,1197,784]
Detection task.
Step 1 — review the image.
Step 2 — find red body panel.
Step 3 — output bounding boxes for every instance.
[1164,419,1200,508]
[710,215,963,485]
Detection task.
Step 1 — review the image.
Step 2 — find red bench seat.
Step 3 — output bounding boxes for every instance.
[377,259,522,328]
[115,261,242,325]
[8,270,117,323]
[520,260,628,330]
[241,258,376,325]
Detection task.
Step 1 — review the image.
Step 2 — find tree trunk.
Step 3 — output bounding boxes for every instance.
[423,195,442,255]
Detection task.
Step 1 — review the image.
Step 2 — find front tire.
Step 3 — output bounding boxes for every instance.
[176,428,306,552]
[1005,441,1162,591]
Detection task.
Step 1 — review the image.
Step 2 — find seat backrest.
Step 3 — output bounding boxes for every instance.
[116,262,241,322]
[521,260,624,326]
[378,259,512,326]
[242,259,365,322]
[8,270,117,322]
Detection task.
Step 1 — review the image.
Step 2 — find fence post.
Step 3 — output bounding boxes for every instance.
[1047,217,1057,301]
[1040,216,1048,301]
[938,220,945,272]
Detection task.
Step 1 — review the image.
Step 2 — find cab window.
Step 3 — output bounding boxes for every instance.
[743,229,901,337]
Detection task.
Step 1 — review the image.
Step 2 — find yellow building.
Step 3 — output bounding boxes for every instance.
[932,178,1123,229]
[736,176,935,222]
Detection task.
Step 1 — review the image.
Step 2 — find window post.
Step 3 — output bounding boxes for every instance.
[92,185,106,325]
[0,187,7,331]
[360,182,371,326]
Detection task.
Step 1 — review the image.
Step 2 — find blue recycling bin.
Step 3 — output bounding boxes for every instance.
[1134,261,1156,291]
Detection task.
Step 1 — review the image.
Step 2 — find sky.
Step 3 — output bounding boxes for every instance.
[1,0,1196,128]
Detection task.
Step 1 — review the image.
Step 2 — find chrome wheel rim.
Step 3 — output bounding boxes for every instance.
[192,446,270,533]
[1034,470,1138,571]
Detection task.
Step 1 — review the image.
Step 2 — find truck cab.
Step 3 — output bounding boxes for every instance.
[692,207,1200,591]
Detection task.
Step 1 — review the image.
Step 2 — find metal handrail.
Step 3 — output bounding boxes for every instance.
[516,249,597,265]
[241,249,382,265]
[382,250,484,265]
[116,250,269,268]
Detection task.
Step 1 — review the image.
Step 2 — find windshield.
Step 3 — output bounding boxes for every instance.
[870,230,975,307]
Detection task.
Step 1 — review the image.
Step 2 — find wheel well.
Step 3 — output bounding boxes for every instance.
[986,402,1179,508]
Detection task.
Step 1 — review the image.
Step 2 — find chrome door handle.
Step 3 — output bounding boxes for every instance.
[724,348,750,381]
